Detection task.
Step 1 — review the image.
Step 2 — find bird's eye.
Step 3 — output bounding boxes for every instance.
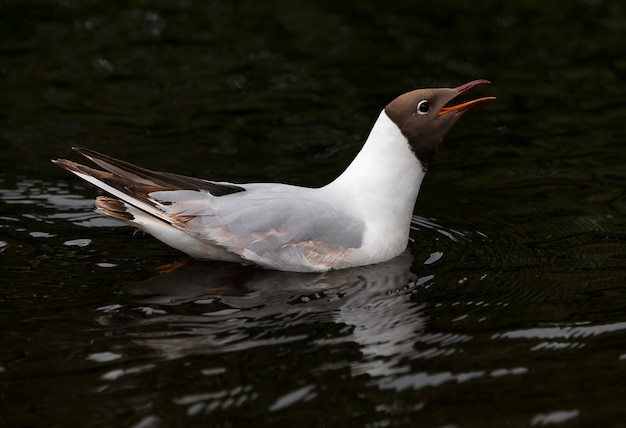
[417,100,430,115]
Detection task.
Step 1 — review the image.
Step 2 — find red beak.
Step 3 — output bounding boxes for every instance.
[438,79,496,116]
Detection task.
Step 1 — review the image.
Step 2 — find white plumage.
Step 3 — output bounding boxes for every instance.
[54,81,494,272]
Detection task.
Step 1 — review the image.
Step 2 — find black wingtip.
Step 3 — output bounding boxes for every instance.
[52,148,88,168]
[72,146,89,156]
[51,158,75,170]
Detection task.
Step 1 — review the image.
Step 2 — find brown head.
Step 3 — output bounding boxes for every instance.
[384,79,495,169]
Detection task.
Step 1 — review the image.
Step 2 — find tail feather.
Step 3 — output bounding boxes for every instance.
[52,149,245,262]
[71,147,245,196]
[95,196,134,222]
[52,158,175,226]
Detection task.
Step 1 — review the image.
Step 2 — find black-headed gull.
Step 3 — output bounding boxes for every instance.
[53,80,494,272]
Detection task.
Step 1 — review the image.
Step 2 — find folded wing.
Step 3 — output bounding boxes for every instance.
[53,148,365,271]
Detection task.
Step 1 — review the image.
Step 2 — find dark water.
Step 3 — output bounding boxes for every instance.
[2,0,626,427]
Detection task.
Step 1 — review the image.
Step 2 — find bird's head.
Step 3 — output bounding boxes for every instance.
[384,79,496,168]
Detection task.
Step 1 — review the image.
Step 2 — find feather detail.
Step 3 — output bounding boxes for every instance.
[95,196,134,221]
[72,147,245,196]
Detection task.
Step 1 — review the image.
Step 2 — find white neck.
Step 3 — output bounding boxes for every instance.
[324,111,427,259]
[327,110,426,206]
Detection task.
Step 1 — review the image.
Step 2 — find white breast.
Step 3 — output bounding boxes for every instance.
[323,111,427,263]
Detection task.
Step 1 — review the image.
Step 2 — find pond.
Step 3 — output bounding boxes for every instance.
[2,1,626,427]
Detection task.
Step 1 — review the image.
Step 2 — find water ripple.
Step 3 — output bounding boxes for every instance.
[96,253,430,379]
[494,321,626,340]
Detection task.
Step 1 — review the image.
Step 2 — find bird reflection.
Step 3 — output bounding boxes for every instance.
[100,252,429,377]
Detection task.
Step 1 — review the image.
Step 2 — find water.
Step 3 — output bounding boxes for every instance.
[2,0,626,426]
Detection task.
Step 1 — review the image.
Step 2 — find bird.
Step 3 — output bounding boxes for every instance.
[53,79,495,272]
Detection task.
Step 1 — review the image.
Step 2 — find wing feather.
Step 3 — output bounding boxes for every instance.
[151,186,365,270]
[54,150,366,271]
[73,147,245,196]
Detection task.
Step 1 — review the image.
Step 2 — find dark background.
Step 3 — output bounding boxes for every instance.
[2,1,626,427]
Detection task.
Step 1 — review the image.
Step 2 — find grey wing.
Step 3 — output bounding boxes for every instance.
[150,185,366,271]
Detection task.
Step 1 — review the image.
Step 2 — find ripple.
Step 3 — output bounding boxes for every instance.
[64,238,92,247]
[373,366,528,392]
[0,178,123,232]
[0,179,93,210]
[268,385,316,412]
[101,364,155,381]
[174,384,258,415]
[86,352,122,363]
[95,254,427,378]
[96,262,118,268]
[493,321,626,341]
[410,215,479,244]
[531,342,585,351]
[530,409,580,426]
[29,231,56,238]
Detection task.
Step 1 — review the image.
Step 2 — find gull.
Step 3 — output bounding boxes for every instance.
[53,80,494,272]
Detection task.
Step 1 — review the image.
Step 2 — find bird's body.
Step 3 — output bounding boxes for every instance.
[54,80,494,272]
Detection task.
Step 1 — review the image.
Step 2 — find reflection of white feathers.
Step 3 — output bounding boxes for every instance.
[104,252,427,378]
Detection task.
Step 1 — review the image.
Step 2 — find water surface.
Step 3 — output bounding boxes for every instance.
[2,1,626,427]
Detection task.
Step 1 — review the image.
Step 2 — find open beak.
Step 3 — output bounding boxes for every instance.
[438,79,496,116]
